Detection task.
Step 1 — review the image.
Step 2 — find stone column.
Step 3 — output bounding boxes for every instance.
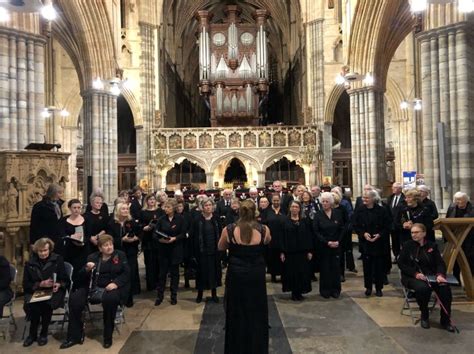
[206,172,214,189]
[417,22,474,206]
[138,22,156,182]
[0,28,46,150]
[81,90,118,205]
[257,170,266,188]
[348,87,387,197]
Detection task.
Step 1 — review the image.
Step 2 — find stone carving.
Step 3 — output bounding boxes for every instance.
[304,131,316,146]
[169,134,182,149]
[6,182,18,218]
[244,132,256,147]
[273,132,286,147]
[199,133,212,149]
[184,134,197,149]
[289,130,301,146]
[229,133,241,148]
[214,133,226,149]
[259,132,271,147]
[155,134,166,149]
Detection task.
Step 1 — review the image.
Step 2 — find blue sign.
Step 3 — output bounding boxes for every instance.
[403,171,417,189]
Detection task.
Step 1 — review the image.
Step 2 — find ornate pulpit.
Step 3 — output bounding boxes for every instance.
[196,5,270,127]
[434,218,474,299]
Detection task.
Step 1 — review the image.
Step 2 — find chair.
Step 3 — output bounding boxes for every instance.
[399,270,438,324]
[22,262,74,339]
[86,303,125,334]
[0,265,17,340]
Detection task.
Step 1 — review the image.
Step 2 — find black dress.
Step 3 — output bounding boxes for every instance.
[139,209,164,290]
[192,215,222,290]
[29,198,64,251]
[396,204,433,246]
[313,208,345,297]
[281,217,313,296]
[84,210,109,254]
[224,224,268,354]
[60,218,89,289]
[263,208,285,277]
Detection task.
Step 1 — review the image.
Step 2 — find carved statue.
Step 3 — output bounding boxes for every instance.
[6,182,18,218]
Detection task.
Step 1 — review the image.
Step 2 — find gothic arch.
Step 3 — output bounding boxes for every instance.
[324,85,346,124]
[210,151,261,172]
[385,77,409,123]
[347,0,414,90]
[262,150,300,171]
[121,88,143,127]
[168,153,209,172]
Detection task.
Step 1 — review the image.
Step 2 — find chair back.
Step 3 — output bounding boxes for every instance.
[63,262,74,292]
[9,264,17,283]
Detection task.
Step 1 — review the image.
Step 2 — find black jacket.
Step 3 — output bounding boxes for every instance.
[353,204,390,256]
[0,256,12,291]
[313,208,345,251]
[23,252,69,309]
[398,239,446,280]
[281,217,313,255]
[191,214,222,258]
[81,250,131,304]
[215,199,232,220]
[29,197,64,246]
[130,196,145,220]
[387,193,406,221]
[106,218,140,253]
[396,204,433,241]
[446,201,474,218]
[153,214,186,264]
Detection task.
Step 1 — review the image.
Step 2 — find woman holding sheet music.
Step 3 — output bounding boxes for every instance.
[23,238,69,347]
[60,199,89,289]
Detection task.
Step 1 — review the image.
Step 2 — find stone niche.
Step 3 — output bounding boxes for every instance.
[0,151,69,284]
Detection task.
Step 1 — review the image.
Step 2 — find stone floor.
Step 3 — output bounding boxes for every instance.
[1,254,473,354]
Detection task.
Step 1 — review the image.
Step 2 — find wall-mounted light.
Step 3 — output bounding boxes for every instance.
[400,98,422,111]
[92,76,134,96]
[410,0,474,13]
[0,7,10,22]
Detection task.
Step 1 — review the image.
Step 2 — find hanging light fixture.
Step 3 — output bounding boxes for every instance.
[0,7,10,22]
[414,99,423,111]
[41,2,57,21]
[410,0,474,13]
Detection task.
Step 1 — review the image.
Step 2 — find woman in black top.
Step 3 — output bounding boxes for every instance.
[418,185,439,242]
[61,234,131,349]
[218,199,271,354]
[281,201,313,301]
[153,198,185,306]
[84,194,109,254]
[313,192,345,298]
[353,190,390,297]
[396,189,433,246]
[177,201,194,289]
[107,203,140,307]
[191,197,222,303]
[0,255,13,318]
[23,238,69,347]
[139,194,163,291]
[264,193,285,283]
[224,198,240,226]
[398,223,454,332]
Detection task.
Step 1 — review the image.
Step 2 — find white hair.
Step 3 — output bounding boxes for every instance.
[392,182,402,188]
[174,189,183,197]
[320,192,334,205]
[453,191,469,202]
[249,187,258,193]
[417,185,431,194]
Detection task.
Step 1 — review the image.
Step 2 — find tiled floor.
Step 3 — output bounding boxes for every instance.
[1,255,473,354]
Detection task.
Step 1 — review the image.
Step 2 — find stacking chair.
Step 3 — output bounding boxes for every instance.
[399,270,437,324]
[86,303,126,334]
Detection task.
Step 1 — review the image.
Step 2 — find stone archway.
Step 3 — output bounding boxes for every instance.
[224,158,248,187]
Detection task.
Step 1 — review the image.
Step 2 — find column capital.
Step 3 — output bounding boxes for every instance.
[81,89,117,99]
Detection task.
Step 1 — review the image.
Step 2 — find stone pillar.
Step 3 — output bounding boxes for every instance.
[0,28,46,150]
[206,172,214,189]
[138,22,156,182]
[81,90,118,206]
[257,170,266,188]
[418,22,474,206]
[349,87,387,197]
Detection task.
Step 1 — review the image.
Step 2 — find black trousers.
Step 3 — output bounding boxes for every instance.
[26,301,53,338]
[362,254,385,290]
[402,277,452,324]
[0,288,13,317]
[125,249,140,302]
[320,250,342,296]
[157,256,179,299]
[390,231,401,258]
[67,287,121,342]
[143,248,160,291]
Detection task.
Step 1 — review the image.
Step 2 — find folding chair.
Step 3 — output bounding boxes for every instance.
[86,303,126,334]
[399,270,436,324]
[22,262,74,339]
[0,264,17,340]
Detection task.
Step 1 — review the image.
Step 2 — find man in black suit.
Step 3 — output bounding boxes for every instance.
[215,188,233,224]
[387,182,405,262]
[130,186,145,220]
[310,185,322,212]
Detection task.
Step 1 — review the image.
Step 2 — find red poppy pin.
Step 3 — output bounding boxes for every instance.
[112,255,120,264]
[171,224,176,229]
[125,222,131,228]
[427,248,433,253]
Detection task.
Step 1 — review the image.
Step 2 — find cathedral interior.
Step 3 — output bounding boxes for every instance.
[0,0,474,353]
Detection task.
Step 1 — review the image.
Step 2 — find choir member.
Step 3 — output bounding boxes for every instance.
[418,185,439,242]
[264,193,285,282]
[84,193,109,255]
[387,182,405,262]
[224,197,240,226]
[129,186,145,220]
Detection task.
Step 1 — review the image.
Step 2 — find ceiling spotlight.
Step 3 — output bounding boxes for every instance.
[60,109,70,117]
[110,83,121,96]
[400,101,409,110]
[458,0,474,13]
[0,7,10,23]
[92,77,104,90]
[41,3,57,21]
[410,0,428,12]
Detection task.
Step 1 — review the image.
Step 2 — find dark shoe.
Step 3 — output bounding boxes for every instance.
[291,294,298,301]
[170,297,177,305]
[375,290,383,297]
[195,294,203,303]
[23,336,36,347]
[340,275,346,283]
[442,323,455,333]
[154,297,163,306]
[348,268,358,273]
[125,300,134,308]
[420,319,430,329]
[365,289,372,296]
[211,296,219,303]
[321,293,330,299]
[331,292,340,299]
[184,279,190,288]
[297,294,305,301]
[60,340,81,349]
[37,336,48,346]
[103,339,112,348]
